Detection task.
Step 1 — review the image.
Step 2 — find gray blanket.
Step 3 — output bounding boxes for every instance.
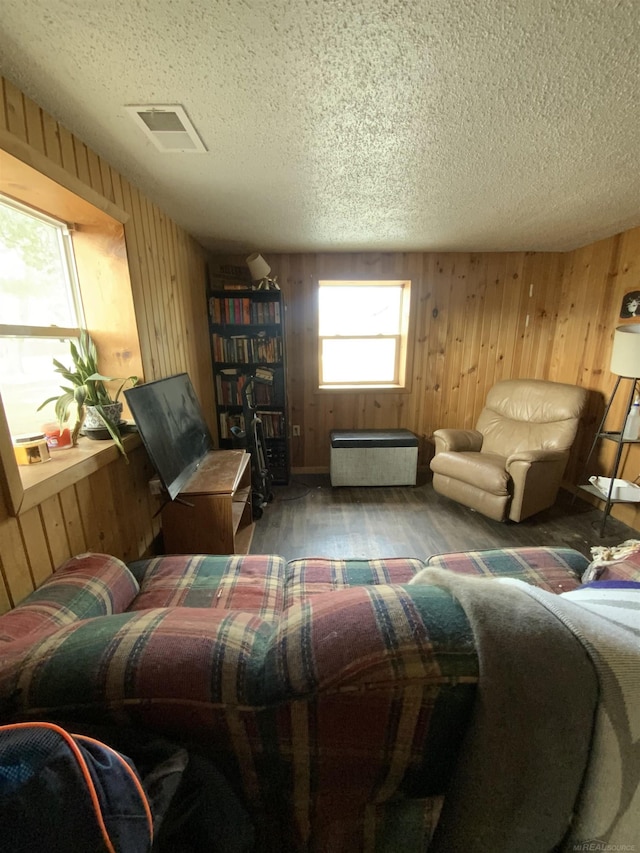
[521,582,640,848]
[410,568,598,853]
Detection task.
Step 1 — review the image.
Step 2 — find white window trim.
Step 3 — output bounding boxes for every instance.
[0,193,86,340]
[317,279,412,391]
[0,142,142,518]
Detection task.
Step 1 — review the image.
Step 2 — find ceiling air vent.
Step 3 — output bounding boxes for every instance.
[124,104,207,153]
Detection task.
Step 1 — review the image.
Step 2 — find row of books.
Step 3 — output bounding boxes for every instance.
[255,411,285,438]
[208,270,250,291]
[218,410,285,440]
[219,412,244,440]
[212,333,283,364]
[215,370,279,406]
[216,372,247,406]
[209,297,281,326]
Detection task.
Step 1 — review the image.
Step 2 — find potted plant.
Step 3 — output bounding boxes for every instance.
[38,330,138,457]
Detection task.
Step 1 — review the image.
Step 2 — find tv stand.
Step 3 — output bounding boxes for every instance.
[161,449,254,554]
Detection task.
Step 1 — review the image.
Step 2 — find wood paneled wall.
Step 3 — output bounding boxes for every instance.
[0,75,213,611]
[2,73,639,612]
[230,231,640,528]
[262,251,566,468]
[0,446,158,613]
[555,227,640,530]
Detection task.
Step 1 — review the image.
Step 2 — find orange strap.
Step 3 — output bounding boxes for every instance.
[0,721,154,852]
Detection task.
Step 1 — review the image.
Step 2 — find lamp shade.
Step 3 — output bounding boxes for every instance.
[246,252,271,281]
[610,324,640,378]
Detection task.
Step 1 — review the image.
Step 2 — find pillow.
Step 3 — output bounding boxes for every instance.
[46,553,140,614]
[0,554,139,643]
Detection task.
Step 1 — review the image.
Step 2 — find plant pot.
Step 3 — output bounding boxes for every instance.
[84,402,123,431]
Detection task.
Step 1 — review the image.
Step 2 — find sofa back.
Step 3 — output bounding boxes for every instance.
[0,553,478,850]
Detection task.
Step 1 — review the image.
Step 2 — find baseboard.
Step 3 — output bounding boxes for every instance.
[290,465,432,477]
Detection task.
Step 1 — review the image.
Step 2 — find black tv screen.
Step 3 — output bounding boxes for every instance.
[124,373,214,500]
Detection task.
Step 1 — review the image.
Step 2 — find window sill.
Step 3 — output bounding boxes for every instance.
[12,433,142,515]
[316,384,411,394]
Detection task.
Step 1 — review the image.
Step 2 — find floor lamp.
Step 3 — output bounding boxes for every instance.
[579,324,640,535]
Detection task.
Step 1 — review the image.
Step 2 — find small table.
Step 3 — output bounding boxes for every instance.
[161,449,254,554]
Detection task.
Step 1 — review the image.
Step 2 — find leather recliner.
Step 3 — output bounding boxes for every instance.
[430,378,588,522]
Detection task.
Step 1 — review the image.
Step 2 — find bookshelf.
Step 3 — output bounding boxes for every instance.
[207,268,290,485]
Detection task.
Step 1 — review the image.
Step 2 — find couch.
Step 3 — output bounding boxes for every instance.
[0,545,638,851]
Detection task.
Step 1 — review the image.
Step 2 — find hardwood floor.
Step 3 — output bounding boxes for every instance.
[250,473,640,562]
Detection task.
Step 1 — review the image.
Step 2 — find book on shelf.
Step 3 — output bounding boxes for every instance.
[209,296,282,326]
[211,333,283,363]
[215,366,280,406]
[253,300,281,324]
[207,267,250,292]
[252,381,275,405]
[219,411,245,440]
[254,366,274,383]
[215,368,247,406]
[223,282,249,291]
[256,411,284,438]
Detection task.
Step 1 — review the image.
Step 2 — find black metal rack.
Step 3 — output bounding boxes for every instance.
[575,376,640,536]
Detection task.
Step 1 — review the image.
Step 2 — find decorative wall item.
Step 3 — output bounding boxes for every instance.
[620,290,640,318]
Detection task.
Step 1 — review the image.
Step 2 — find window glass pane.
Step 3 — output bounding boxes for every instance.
[321,338,397,384]
[0,337,75,435]
[319,286,402,336]
[0,200,79,327]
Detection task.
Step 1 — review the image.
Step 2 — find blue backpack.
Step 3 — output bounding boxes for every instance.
[0,722,153,853]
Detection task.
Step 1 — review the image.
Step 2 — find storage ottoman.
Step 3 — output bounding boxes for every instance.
[330,429,418,486]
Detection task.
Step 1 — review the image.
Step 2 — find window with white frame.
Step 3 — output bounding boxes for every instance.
[0,195,84,435]
[318,280,411,388]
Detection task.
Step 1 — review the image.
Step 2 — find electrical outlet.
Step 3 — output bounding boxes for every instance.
[148,477,163,496]
[292,425,301,436]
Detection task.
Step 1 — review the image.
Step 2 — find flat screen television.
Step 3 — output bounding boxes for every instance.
[124,373,214,500]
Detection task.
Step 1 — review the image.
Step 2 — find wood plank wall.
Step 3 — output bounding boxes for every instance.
[223,232,640,529]
[555,227,640,530]
[2,73,639,612]
[259,251,565,468]
[0,75,213,611]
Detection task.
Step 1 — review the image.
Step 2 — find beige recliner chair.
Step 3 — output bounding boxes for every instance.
[430,378,587,522]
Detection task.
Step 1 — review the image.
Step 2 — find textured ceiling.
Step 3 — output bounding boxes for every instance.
[0,0,639,253]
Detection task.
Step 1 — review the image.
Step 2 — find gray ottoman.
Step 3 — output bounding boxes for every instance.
[330,429,418,486]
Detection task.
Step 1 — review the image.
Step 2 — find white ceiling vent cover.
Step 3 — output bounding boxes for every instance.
[124,104,207,153]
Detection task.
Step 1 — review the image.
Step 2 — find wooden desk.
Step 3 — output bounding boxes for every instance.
[161,449,254,554]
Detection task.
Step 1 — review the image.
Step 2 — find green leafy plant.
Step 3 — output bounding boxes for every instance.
[38,330,138,457]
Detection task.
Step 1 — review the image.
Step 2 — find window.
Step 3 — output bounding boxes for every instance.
[0,195,84,435]
[0,145,143,516]
[318,280,411,389]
